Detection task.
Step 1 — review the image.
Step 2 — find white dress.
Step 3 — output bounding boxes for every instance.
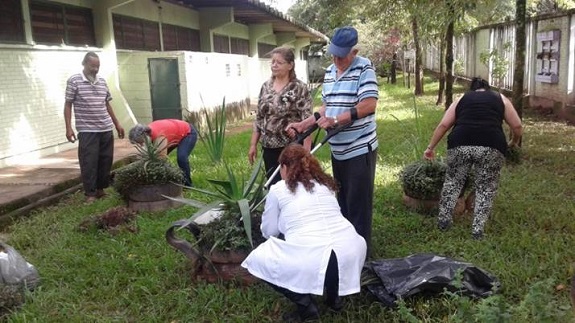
[241,181,366,295]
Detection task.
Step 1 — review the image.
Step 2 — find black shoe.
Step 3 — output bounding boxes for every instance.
[472,231,484,240]
[282,303,320,322]
[326,296,344,312]
[438,219,452,231]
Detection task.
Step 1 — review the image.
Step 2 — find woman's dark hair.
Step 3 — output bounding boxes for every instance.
[268,47,297,80]
[278,144,338,194]
[470,77,491,91]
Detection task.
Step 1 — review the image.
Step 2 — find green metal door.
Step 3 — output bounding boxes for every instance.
[149,58,182,120]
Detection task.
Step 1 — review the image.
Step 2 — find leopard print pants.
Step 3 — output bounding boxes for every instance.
[437,146,505,236]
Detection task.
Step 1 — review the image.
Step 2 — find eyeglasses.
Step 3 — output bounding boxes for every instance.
[271,60,288,66]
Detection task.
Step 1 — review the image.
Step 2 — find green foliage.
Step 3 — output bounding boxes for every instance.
[112,137,183,199]
[165,158,266,249]
[505,145,522,165]
[454,58,465,75]
[197,209,265,253]
[0,285,24,319]
[197,98,227,163]
[391,96,426,160]
[2,74,575,322]
[133,135,167,163]
[527,0,575,16]
[400,159,447,200]
[439,277,571,322]
[479,42,512,89]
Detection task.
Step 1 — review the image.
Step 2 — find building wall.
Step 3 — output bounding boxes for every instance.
[0,0,318,168]
[117,50,310,125]
[0,49,95,167]
[533,16,570,103]
[424,11,575,123]
[113,0,200,30]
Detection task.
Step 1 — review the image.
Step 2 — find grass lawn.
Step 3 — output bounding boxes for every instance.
[2,75,574,322]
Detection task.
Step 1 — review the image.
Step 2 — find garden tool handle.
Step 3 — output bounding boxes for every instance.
[294,112,321,144]
[264,113,321,189]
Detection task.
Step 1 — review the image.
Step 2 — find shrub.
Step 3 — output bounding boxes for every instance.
[400,159,447,200]
[112,136,183,199]
[112,160,183,199]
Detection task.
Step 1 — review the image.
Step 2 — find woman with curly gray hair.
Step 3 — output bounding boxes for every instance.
[128,119,197,186]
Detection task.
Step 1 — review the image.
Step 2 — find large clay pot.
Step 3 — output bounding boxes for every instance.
[402,193,467,216]
[128,183,182,212]
[165,219,257,285]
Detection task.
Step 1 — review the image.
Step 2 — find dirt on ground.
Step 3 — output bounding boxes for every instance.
[226,117,254,135]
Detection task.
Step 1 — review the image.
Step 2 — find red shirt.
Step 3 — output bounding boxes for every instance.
[149,119,191,147]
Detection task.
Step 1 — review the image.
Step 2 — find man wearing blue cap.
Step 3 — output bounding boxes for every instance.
[287,26,379,257]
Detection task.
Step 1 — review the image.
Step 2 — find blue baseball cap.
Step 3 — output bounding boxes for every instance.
[328,26,358,57]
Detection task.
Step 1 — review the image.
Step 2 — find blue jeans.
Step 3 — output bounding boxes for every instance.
[176,124,197,186]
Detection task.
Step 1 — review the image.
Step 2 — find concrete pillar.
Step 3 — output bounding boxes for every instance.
[249,24,273,57]
[92,0,138,129]
[294,38,311,60]
[276,32,296,47]
[21,0,33,44]
[199,7,234,52]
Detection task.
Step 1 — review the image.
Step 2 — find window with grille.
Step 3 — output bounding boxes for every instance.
[113,14,160,51]
[0,0,25,43]
[230,37,249,55]
[213,34,249,55]
[213,34,229,53]
[258,43,276,58]
[30,1,95,46]
[162,23,200,51]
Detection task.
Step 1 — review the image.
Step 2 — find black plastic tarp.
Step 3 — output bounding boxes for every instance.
[363,253,500,307]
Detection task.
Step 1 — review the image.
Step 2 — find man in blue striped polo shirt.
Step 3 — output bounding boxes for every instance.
[287,26,379,255]
[64,52,125,204]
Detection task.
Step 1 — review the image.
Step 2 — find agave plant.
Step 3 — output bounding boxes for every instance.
[165,158,266,249]
[133,135,169,162]
[197,98,227,163]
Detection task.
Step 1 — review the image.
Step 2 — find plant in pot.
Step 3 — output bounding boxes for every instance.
[393,98,471,215]
[400,159,473,215]
[164,158,266,284]
[112,137,184,212]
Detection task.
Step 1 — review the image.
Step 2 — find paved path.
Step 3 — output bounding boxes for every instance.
[0,140,136,228]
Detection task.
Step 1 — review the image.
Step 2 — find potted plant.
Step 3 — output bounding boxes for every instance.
[164,159,266,284]
[399,159,471,215]
[112,137,184,211]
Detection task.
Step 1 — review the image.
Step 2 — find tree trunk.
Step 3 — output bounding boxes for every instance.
[412,17,424,95]
[513,0,526,121]
[436,38,445,106]
[445,19,454,110]
[391,53,397,84]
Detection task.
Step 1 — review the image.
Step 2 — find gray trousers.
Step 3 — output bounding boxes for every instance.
[438,146,504,235]
[78,131,114,197]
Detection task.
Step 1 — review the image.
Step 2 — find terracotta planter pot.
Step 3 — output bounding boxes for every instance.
[128,183,182,212]
[197,249,257,285]
[402,193,466,216]
[165,218,257,285]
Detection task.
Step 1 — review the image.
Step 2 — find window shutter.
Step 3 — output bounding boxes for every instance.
[0,0,25,43]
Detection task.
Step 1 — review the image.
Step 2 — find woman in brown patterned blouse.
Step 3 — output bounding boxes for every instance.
[248,47,313,186]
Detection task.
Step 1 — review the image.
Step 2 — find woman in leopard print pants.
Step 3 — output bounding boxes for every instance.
[423,78,522,239]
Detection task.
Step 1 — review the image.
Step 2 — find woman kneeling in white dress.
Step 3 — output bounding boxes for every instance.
[242,143,367,322]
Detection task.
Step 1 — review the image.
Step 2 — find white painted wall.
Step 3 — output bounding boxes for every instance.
[0,0,317,168]
[117,50,310,125]
[0,48,89,167]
